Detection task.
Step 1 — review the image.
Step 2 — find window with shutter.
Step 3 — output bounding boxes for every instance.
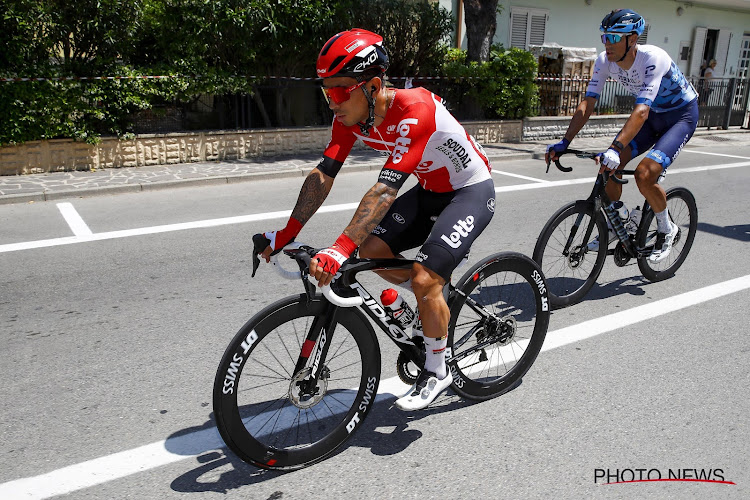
[510,7,548,50]
[510,11,529,49]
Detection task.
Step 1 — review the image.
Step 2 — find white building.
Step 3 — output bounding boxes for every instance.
[442,0,750,80]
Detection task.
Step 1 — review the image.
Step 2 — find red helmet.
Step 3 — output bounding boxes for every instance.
[316,28,389,79]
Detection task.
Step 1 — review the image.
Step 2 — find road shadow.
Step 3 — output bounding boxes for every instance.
[167,383,520,493]
[583,274,650,303]
[697,222,750,242]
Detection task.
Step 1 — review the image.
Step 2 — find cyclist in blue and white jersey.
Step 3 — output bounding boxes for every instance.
[546,9,699,262]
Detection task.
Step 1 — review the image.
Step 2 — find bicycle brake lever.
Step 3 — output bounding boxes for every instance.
[251,233,271,278]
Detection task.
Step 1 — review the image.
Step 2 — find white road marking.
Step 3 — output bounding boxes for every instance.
[492,169,548,183]
[682,148,750,160]
[2,273,749,499]
[3,162,748,255]
[56,203,92,236]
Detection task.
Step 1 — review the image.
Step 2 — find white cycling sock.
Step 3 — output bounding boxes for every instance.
[423,335,448,379]
[655,209,670,233]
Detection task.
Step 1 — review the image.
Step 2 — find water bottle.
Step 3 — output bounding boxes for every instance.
[611,200,629,222]
[380,289,416,330]
[627,205,642,235]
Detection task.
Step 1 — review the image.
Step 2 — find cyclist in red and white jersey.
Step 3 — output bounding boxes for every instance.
[258,28,496,411]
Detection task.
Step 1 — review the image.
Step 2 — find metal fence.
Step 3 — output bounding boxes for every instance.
[125,74,750,134]
[533,74,750,129]
[127,76,503,134]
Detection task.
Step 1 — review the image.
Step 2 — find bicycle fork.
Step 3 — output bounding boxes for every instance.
[292,303,341,400]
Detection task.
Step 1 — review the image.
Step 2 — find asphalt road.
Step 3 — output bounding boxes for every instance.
[1,139,749,499]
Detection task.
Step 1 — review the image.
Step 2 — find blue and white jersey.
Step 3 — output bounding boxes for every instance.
[586,45,698,112]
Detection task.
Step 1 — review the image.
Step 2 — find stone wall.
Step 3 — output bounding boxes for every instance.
[522,114,627,142]
[0,120,523,176]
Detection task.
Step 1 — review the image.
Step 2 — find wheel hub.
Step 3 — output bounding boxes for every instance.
[566,245,586,269]
[477,316,516,346]
[289,367,328,409]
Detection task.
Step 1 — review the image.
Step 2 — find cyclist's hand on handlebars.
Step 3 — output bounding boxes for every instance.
[310,234,357,287]
[259,217,303,263]
[545,137,570,164]
[600,148,621,171]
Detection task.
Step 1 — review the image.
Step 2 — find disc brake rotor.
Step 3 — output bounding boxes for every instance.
[567,245,585,269]
[289,367,328,409]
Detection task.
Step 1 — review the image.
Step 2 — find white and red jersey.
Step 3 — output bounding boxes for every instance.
[323,88,492,193]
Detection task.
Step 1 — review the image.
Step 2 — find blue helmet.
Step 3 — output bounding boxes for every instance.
[600,9,645,36]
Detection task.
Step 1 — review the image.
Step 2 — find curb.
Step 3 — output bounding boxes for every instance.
[0,151,537,205]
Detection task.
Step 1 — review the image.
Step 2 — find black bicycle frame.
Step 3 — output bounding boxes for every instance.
[565,170,653,260]
[291,255,426,387]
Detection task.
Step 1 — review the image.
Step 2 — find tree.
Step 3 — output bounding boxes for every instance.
[463,0,500,62]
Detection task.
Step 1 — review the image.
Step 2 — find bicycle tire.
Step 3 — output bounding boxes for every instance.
[213,294,380,471]
[636,187,698,282]
[447,252,550,401]
[533,201,609,308]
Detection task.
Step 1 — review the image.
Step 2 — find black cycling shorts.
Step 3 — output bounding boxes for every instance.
[372,179,495,281]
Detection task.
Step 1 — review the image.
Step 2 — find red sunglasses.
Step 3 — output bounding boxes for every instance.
[321,80,366,104]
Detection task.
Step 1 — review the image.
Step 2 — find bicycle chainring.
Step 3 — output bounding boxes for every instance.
[396,351,422,385]
[613,242,631,267]
[289,367,328,409]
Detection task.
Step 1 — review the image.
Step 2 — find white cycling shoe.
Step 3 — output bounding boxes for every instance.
[395,369,453,411]
[587,229,615,252]
[649,221,678,263]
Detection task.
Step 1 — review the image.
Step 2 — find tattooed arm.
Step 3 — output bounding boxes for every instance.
[341,181,399,244]
[290,167,335,225]
[259,167,334,261]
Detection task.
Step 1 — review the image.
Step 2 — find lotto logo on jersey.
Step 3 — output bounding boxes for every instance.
[391,118,418,164]
[440,215,475,249]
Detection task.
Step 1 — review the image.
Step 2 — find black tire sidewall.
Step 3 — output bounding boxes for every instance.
[448,252,550,401]
[637,187,698,282]
[212,294,380,470]
[534,201,608,308]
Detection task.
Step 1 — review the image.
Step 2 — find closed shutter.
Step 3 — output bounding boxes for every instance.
[690,27,708,76]
[529,13,546,46]
[510,7,548,50]
[715,29,732,76]
[510,11,529,49]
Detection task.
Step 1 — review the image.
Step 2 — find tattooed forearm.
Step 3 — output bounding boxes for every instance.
[344,183,398,244]
[290,169,334,225]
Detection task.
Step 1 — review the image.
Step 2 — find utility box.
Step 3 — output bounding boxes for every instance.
[531,44,598,116]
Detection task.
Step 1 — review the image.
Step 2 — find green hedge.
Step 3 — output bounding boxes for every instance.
[0,1,539,146]
[441,46,539,120]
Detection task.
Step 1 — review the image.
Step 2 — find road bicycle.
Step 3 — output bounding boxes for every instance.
[213,234,550,470]
[533,149,698,309]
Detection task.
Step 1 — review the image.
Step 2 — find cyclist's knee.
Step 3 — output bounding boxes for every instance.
[410,264,445,299]
[635,158,662,186]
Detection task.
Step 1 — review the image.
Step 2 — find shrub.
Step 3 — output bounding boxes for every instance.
[441,46,539,119]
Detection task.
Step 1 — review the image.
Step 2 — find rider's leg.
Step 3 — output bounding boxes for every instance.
[634,157,667,214]
[410,263,449,379]
[359,235,411,285]
[395,262,453,411]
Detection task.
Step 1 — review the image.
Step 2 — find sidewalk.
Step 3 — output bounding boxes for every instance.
[1,128,747,205]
